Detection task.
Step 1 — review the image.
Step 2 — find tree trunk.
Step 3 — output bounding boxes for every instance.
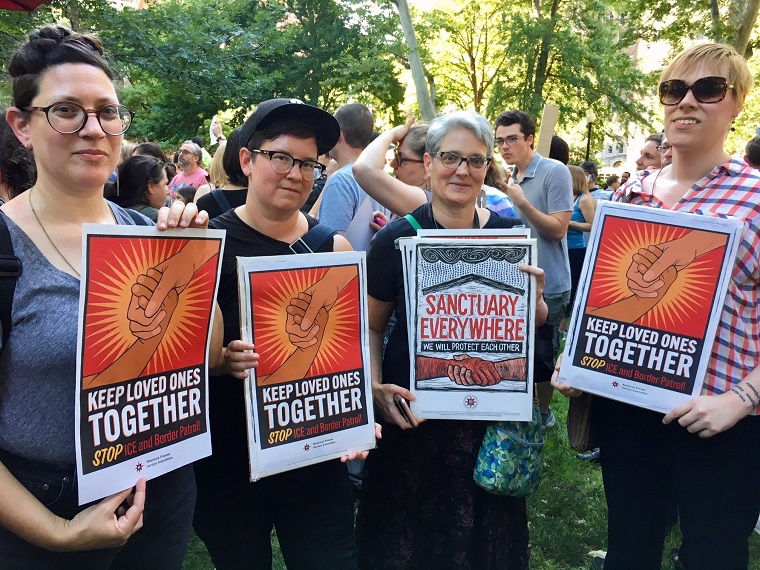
[710,0,722,42]
[65,0,81,32]
[392,0,436,120]
[728,0,760,58]
[529,0,560,118]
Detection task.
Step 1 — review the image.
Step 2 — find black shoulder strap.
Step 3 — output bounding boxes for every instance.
[210,189,232,214]
[289,223,337,254]
[0,214,22,348]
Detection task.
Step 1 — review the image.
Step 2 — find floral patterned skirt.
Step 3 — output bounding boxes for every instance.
[356,419,529,570]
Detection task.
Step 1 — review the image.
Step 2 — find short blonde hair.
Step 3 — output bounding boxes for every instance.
[660,43,754,106]
[207,141,231,188]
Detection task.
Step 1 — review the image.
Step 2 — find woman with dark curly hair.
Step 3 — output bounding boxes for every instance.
[1,25,213,568]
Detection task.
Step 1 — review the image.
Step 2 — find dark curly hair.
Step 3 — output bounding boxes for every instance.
[8,25,113,110]
[0,110,36,198]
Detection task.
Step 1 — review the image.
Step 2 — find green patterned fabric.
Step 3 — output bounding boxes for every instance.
[473,405,544,497]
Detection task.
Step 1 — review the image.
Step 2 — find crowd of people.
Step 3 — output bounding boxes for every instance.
[1,23,759,570]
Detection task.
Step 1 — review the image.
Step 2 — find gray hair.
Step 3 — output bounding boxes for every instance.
[426,111,494,158]
[182,140,202,156]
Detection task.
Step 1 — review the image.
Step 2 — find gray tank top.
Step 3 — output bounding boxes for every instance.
[0,205,146,463]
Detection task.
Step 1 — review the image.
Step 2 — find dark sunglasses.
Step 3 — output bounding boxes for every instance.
[659,76,733,106]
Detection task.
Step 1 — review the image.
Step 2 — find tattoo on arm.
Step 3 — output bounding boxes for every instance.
[746,383,760,403]
[733,385,758,407]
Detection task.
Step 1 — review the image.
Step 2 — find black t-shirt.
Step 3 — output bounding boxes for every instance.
[207,209,334,459]
[366,204,522,390]
[196,188,248,219]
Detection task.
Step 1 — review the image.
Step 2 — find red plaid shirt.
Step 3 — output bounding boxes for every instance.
[615,160,760,403]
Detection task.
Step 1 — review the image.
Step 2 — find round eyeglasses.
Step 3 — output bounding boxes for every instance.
[435,152,491,171]
[251,149,325,180]
[25,101,134,136]
[658,76,733,106]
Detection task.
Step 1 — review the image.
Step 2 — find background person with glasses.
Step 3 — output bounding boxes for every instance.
[357,110,546,570]
[169,140,208,199]
[657,133,673,167]
[556,43,760,570]
[0,25,211,567]
[494,109,573,430]
[194,98,372,570]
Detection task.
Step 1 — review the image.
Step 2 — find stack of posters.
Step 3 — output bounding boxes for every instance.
[76,226,225,504]
[558,202,743,413]
[238,252,375,480]
[399,235,538,421]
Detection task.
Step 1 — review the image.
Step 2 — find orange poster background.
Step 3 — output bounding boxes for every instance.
[250,267,362,378]
[586,216,726,336]
[81,236,218,378]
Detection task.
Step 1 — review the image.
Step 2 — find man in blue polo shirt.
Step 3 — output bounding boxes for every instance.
[495,110,573,428]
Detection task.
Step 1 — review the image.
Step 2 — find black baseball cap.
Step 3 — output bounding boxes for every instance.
[239,98,340,156]
[580,161,598,177]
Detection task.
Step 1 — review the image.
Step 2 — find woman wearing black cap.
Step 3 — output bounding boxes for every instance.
[193,99,364,569]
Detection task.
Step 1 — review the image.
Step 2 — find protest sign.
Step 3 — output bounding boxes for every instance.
[558,202,742,413]
[76,225,224,504]
[238,252,375,479]
[400,238,538,421]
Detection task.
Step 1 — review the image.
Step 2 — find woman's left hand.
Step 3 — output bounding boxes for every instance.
[663,391,749,437]
[156,200,208,230]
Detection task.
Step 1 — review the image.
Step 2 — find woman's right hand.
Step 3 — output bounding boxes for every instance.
[58,478,146,551]
[372,383,423,429]
[390,116,416,143]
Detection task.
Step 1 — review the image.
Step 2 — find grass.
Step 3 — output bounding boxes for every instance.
[183,395,760,569]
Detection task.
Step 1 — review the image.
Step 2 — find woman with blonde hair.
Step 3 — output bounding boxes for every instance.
[565,164,595,315]
[554,43,760,569]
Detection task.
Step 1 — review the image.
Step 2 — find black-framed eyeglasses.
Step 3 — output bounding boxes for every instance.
[250,149,325,180]
[656,144,672,154]
[393,147,424,166]
[25,101,134,136]
[659,76,734,106]
[494,135,526,147]
[435,152,491,171]
[178,149,197,156]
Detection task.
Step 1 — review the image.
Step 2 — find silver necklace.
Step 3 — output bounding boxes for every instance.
[28,190,118,277]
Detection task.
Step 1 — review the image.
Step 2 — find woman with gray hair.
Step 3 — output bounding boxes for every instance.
[356,111,546,569]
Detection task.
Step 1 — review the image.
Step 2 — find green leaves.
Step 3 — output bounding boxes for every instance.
[1,0,403,145]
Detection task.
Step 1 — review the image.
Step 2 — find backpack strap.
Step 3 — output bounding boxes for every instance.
[404,213,422,231]
[0,214,21,348]
[210,189,233,214]
[289,224,337,254]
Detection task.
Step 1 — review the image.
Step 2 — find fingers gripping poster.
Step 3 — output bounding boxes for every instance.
[238,252,375,480]
[558,202,742,413]
[401,238,538,421]
[75,225,225,504]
